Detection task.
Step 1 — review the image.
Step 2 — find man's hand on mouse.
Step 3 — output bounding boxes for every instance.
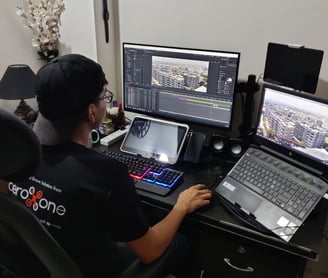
[174,184,212,215]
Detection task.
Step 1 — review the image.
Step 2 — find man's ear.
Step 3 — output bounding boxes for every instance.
[87,103,96,123]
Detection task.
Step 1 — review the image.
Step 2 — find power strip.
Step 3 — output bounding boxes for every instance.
[100,126,130,146]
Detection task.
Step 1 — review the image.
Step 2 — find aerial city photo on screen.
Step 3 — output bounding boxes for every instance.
[151,56,209,92]
[257,89,328,165]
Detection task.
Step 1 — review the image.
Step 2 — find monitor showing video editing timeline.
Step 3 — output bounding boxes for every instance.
[122,43,240,129]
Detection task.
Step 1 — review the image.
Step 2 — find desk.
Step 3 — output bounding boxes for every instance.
[94,142,328,278]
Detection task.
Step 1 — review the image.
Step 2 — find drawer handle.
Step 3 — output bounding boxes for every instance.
[223,258,254,272]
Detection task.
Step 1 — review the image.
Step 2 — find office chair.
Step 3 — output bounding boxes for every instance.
[0,108,82,278]
[0,109,168,278]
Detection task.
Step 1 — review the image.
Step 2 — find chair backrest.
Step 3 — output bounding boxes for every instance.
[0,108,81,278]
[0,193,82,278]
[0,108,41,181]
[0,109,161,278]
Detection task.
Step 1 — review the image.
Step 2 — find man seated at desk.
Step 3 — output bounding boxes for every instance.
[6,54,212,278]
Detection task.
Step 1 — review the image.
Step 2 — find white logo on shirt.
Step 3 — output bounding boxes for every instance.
[8,182,66,216]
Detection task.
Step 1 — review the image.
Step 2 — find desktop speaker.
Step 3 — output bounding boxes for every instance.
[209,134,248,161]
[228,138,248,160]
[209,134,229,154]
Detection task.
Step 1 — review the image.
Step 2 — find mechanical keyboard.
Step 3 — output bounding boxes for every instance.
[100,150,183,196]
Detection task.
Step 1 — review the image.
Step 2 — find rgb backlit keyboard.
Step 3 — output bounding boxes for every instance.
[100,150,183,195]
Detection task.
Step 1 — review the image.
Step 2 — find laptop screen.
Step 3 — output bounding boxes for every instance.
[255,85,328,173]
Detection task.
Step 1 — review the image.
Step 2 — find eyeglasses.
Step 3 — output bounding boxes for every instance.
[95,89,113,104]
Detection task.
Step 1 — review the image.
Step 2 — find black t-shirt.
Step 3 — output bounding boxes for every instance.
[8,142,150,277]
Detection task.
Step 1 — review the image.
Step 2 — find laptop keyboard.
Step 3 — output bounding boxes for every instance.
[100,150,183,195]
[229,148,324,220]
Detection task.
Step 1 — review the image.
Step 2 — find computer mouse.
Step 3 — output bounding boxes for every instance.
[196,200,214,213]
[196,185,214,212]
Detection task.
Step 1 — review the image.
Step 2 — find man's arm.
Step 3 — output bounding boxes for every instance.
[127,184,212,264]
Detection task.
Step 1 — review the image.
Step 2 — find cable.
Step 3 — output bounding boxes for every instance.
[323,229,328,240]
[216,193,278,236]
[0,264,16,277]
[207,155,229,190]
[217,193,303,239]
[124,116,132,125]
[237,91,245,114]
[270,225,301,231]
[257,73,264,83]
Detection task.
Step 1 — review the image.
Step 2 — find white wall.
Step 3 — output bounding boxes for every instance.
[116,0,328,98]
[1,0,328,124]
[60,1,97,61]
[93,0,120,100]
[0,0,97,113]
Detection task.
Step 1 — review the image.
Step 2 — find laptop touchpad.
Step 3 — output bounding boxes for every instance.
[234,188,262,214]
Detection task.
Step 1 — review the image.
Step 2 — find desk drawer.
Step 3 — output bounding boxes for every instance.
[197,231,305,278]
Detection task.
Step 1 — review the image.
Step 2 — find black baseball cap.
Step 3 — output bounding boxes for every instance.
[35,54,107,121]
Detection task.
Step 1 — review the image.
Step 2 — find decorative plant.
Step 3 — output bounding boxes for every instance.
[17,0,65,62]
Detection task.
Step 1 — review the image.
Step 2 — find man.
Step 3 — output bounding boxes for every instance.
[8,54,212,277]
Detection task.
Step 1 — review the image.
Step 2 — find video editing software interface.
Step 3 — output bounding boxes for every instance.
[123,43,240,129]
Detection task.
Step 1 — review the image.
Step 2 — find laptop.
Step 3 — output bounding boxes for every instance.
[215,84,328,241]
[117,116,189,195]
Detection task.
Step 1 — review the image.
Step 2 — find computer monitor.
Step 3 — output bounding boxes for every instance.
[263,42,324,94]
[122,43,240,129]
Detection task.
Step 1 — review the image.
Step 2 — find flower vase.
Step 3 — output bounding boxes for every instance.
[37,49,59,63]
